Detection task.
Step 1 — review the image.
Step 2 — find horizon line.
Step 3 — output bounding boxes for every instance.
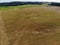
[0,1,60,3]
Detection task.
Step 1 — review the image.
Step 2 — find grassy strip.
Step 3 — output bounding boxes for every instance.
[0,5,42,10]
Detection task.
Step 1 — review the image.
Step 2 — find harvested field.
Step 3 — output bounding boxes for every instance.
[0,6,60,45]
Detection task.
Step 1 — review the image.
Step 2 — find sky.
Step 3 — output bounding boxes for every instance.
[0,0,60,3]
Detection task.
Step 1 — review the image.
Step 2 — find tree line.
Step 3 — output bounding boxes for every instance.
[0,2,60,7]
[0,2,43,6]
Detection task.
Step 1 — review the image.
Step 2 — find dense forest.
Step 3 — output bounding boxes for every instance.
[0,2,43,6]
[49,2,60,6]
[0,1,60,6]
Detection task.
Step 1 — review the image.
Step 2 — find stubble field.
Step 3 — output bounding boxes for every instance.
[0,5,60,45]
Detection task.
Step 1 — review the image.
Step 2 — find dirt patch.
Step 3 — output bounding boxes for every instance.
[22,21,56,33]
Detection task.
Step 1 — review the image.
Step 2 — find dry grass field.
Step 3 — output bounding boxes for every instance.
[0,5,60,45]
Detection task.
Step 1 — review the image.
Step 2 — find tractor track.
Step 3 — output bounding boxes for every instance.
[0,11,10,45]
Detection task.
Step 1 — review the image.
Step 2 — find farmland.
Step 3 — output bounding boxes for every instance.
[0,5,60,45]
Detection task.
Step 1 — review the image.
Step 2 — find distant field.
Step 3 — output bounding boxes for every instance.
[0,5,43,10]
[0,4,48,10]
[1,5,60,45]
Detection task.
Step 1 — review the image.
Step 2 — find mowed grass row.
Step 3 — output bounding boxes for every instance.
[1,6,60,45]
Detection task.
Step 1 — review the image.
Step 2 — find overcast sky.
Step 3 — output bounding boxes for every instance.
[0,0,60,3]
